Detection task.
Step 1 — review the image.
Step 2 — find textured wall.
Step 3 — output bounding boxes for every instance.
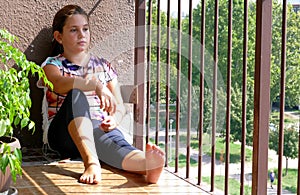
[0,0,135,147]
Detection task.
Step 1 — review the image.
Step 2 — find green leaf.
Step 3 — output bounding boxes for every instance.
[13,116,20,126]
[20,118,29,129]
[14,148,22,162]
[8,157,16,182]
[2,144,10,154]
[0,120,6,137]
[28,121,35,130]
[0,153,9,173]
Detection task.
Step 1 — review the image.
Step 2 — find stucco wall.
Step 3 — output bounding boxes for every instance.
[0,0,135,147]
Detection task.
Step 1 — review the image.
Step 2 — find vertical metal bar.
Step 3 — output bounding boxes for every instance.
[211,0,219,192]
[165,0,171,167]
[198,0,206,186]
[134,0,146,150]
[146,0,153,145]
[225,0,233,194]
[175,0,182,173]
[251,0,272,194]
[186,0,193,179]
[240,0,248,194]
[277,0,287,194]
[155,0,161,145]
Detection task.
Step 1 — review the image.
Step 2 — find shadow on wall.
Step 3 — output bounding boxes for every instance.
[15,0,114,148]
[14,27,52,148]
[25,27,53,65]
[4,5,135,194]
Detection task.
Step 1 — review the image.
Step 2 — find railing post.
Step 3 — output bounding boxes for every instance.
[252,0,272,194]
[134,0,146,150]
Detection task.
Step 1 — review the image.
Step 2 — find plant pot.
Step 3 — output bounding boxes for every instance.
[0,186,18,195]
[0,137,21,193]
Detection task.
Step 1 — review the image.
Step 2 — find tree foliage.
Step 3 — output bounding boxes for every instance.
[148,0,300,143]
[270,2,300,107]
[190,0,300,143]
[269,125,299,174]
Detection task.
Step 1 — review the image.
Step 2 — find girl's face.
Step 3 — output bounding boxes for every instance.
[59,14,90,54]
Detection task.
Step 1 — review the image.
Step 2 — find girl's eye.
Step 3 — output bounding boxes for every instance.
[70,29,77,32]
[83,28,89,32]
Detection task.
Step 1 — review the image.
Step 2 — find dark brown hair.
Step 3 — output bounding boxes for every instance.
[51,5,89,56]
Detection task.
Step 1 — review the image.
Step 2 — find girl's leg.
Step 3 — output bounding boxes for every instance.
[93,121,165,184]
[68,117,101,184]
[121,143,165,184]
[48,89,101,184]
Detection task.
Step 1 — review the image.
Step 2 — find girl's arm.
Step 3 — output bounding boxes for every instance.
[106,78,126,123]
[43,64,116,114]
[43,64,100,93]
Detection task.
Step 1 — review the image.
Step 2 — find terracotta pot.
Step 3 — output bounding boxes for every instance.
[0,137,21,193]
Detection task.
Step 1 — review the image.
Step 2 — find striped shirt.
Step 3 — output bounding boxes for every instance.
[41,54,117,121]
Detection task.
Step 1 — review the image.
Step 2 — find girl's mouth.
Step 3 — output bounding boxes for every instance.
[78,41,86,45]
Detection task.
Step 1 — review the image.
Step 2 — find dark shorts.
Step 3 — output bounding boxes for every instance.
[48,89,137,169]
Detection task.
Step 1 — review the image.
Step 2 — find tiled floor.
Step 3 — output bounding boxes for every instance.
[13,148,208,194]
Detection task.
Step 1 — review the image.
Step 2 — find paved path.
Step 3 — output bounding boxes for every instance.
[173,146,297,195]
[267,186,295,195]
[150,109,299,194]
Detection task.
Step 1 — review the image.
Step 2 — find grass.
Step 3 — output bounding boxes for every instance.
[154,133,253,169]
[203,169,298,195]
[188,134,253,163]
[202,176,252,195]
[154,133,253,167]
[202,138,252,163]
[152,137,298,194]
[271,168,298,194]
[168,153,198,168]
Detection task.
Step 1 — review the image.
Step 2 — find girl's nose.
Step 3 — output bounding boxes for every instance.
[79,30,85,38]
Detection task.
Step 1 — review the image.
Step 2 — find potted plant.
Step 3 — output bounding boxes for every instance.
[0,29,51,193]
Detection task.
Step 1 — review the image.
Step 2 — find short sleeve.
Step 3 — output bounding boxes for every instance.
[101,58,118,82]
[41,56,63,68]
[90,57,118,84]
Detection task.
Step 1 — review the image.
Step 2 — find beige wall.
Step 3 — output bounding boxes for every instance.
[0,0,135,147]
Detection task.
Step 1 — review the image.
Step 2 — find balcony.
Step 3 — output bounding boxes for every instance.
[14,148,205,194]
[10,0,300,194]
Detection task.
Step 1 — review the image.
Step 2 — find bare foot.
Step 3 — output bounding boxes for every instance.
[79,163,102,184]
[145,143,165,184]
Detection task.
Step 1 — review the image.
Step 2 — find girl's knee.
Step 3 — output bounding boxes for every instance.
[68,89,87,103]
[64,89,91,123]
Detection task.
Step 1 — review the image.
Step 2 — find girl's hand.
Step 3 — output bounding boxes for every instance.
[96,85,117,115]
[99,115,117,132]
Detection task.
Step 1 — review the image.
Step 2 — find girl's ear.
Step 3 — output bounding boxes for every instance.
[53,31,62,44]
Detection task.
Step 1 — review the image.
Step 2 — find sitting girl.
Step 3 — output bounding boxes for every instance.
[40,4,165,184]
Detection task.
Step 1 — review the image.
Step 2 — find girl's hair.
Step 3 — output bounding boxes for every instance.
[50,5,89,56]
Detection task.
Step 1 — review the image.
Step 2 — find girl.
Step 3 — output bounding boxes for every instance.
[41,4,165,184]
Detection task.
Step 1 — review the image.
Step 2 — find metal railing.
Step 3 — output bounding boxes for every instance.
[134,0,300,194]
